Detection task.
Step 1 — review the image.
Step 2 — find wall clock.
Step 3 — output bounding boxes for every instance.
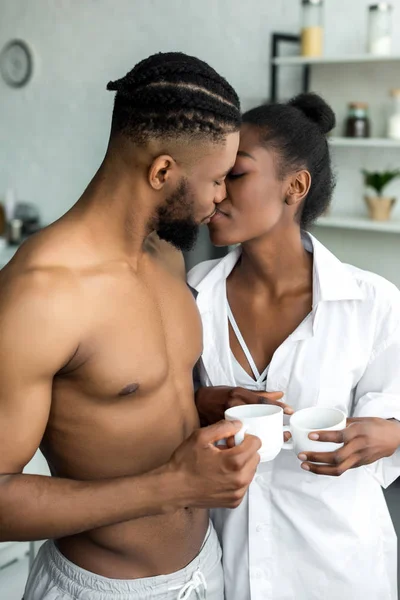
[0,40,33,88]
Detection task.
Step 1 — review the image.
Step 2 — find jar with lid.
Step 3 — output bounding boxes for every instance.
[388,89,400,140]
[367,3,392,56]
[301,0,324,57]
[345,103,371,138]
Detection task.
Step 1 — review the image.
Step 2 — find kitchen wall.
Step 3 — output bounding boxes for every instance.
[0,0,302,226]
[1,0,400,284]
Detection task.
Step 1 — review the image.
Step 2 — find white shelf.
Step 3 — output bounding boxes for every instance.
[315,216,400,233]
[272,54,400,66]
[329,137,400,148]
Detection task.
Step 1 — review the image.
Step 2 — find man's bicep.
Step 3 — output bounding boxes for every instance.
[0,274,80,474]
[0,371,52,474]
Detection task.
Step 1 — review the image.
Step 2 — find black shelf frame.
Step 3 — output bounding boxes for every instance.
[270,32,310,101]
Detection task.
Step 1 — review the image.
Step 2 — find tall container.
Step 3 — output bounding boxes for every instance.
[367,3,392,56]
[301,0,324,57]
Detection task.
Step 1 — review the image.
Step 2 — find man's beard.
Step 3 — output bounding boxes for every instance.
[155,178,200,252]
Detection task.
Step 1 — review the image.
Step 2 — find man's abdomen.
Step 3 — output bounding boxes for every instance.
[57,508,209,579]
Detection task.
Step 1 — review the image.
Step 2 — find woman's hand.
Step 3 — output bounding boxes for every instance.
[298,417,400,476]
[195,385,292,426]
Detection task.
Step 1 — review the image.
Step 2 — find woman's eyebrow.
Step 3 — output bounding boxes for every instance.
[237,150,256,160]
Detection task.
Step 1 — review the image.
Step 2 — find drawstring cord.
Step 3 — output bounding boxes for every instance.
[170,568,207,600]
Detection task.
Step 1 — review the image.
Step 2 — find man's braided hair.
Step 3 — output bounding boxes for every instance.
[107,52,241,143]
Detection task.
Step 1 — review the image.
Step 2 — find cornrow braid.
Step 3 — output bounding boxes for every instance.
[107,52,241,144]
[108,63,238,106]
[109,51,238,101]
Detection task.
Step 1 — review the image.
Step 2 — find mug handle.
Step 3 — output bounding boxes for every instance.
[234,423,249,446]
[215,423,249,447]
[282,425,293,450]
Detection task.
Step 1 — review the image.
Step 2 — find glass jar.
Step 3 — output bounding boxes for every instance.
[345,103,371,138]
[367,3,392,56]
[388,89,400,140]
[301,0,324,57]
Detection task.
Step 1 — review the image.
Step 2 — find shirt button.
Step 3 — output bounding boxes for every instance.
[264,566,272,579]
[255,475,263,484]
[252,567,264,579]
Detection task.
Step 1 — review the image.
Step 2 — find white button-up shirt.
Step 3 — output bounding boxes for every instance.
[188,234,400,600]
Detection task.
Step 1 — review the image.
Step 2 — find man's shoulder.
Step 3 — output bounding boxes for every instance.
[0,234,85,373]
[0,231,82,319]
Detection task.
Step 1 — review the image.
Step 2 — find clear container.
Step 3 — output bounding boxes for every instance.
[301,0,324,57]
[367,3,392,56]
[388,89,400,140]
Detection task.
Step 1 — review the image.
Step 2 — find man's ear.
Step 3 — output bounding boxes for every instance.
[148,155,177,191]
[285,170,311,206]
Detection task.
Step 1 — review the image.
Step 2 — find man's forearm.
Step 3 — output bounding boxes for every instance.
[0,467,182,542]
[388,418,400,448]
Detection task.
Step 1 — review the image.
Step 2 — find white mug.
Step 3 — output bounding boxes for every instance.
[284,407,347,456]
[225,404,285,463]
[224,405,346,463]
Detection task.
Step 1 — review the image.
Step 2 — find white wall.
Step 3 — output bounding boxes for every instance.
[0,0,302,225]
[1,0,400,284]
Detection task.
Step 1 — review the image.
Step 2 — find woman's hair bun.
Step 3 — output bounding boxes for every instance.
[288,92,336,135]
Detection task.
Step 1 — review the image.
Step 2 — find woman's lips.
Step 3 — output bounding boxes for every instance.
[202,209,217,224]
[209,208,228,223]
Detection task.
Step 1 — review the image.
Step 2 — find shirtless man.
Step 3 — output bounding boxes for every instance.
[0,52,261,600]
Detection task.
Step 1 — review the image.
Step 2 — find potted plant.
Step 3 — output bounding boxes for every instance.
[362,169,400,221]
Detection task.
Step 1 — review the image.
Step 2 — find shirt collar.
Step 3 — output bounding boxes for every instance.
[307,233,364,303]
[194,245,241,295]
[194,233,364,304]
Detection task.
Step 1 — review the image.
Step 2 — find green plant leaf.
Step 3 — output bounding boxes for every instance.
[362,169,400,196]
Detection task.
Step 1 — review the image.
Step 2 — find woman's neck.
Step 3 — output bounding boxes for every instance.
[233,228,313,299]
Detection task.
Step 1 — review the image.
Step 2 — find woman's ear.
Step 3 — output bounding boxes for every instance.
[148,155,177,190]
[285,170,311,206]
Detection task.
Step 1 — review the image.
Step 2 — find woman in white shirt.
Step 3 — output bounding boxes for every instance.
[188,93,400,600]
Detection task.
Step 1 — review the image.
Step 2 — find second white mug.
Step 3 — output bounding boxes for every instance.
[284,407,346,456]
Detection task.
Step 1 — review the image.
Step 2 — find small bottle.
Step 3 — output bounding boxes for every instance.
[301,0,324,57]
[367,3,392,56]
[4,188,16,223]
[345,103,371,138]
[388,89,400,140]
[8,218,23,245]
